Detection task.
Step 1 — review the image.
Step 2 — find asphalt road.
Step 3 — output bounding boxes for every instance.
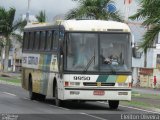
[0,84,159,120]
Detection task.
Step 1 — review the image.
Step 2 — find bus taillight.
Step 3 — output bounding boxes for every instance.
[64,81,69,87]
[64,82,80,87]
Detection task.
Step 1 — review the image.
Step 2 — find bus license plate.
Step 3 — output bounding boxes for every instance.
[93,90,105,96]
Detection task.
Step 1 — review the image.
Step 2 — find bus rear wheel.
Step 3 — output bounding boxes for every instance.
[37,94,46,101]
[108,100,119,109]
[54,85,63,106]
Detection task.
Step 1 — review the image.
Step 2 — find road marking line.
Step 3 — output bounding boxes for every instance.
[22,96,70,110]
[2,92,17,97]
[81,112,108,120]
[98,101,160,114]
[119,105,160,114]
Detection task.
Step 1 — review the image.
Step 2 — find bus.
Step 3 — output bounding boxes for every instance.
[22,20,132,109]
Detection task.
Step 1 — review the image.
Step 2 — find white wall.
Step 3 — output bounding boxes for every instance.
[152,49,160,68]
[146,49,154,68]
[132,48,160,69]
[132,55,144,68]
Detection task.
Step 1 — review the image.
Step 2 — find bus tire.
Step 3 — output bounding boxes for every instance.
[54,85,63,106]
[37,94,46,101]
[108,100,119,109]
[28,76,37,100]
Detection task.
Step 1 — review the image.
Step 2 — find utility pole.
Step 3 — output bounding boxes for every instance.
[26,0,31,23]
[124,0,132,23]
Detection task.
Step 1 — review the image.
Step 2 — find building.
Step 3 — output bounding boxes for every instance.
[131,24,160,88]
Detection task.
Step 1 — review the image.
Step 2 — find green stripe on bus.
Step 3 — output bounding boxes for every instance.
[106,75,117,83]
[96,75,108,82]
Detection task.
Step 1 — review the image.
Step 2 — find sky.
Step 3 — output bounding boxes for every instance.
[0,0,77,21]
[0,0,139,22]
[0,0,143,42]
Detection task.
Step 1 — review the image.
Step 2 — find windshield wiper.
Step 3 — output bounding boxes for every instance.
[83,49,96,73]
[83,55,95,73]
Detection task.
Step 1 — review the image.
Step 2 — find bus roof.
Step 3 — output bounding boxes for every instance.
[24,20,131,32]
[62,20,130,32]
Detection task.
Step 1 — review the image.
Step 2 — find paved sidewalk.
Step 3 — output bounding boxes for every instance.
[132,87,160,95]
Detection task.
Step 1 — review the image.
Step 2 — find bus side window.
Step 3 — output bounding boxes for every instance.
[39,31,46,50]
[29,32,34,50]
[34,31,40,50]
[46,30,53,51]
[52,30,58,50]
[23,32,29,50]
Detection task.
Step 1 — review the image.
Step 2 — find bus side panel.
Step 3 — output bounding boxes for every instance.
[46,73,54,98]
[21,68,29,90]
[22,52,60,96]
[46,73,65,98]
[23,68,49,95]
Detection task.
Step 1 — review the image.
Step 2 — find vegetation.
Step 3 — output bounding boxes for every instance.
[129,0,160,52]
[121,90,160,112]
[36,10,47,22]
[0,7,26,71]
[132,91,160,99]
[66,0,123,21]
[0,77,21,84]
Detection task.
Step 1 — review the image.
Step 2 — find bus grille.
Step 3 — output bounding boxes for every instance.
[83,82,115,86]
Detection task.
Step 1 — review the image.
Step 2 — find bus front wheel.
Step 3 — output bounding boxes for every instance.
[108,100,119,109]
[54,85,63,106]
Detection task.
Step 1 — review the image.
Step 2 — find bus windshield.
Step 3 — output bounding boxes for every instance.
[65,33,131,73]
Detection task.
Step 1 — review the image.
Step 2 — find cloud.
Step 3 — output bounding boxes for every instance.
[0,0,77,21]
[0,0,139,22]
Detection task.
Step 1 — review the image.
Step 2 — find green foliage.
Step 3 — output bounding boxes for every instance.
[36,10,46,23]
[129,0,160,51]
[0,6,27,71]
[66,0,123,22]
[0,77,21,84]
[0,7,27,41]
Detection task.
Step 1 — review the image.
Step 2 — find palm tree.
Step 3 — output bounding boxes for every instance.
[66,0,123,21]
[36,10,47,22]
[129,0,160,52]
[129,0,160,67]
[0,7,27,72]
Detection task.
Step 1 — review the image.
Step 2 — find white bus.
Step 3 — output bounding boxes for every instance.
[22,20,132,109]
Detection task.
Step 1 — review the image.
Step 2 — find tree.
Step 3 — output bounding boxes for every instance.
[0,7,27,72]
[66,0,123,21]
[36,10,47,22]
[129,0,160,52]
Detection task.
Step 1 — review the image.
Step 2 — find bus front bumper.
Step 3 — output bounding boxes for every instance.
[63,87,131,101]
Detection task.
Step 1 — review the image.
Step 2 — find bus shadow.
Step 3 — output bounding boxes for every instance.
[43,99,121,111]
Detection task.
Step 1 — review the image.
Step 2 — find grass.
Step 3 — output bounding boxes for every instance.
[120,91,160,111]
[0,77,21,84]
[132,91,160,99]
[121,101,151,107]
[121,101,160,110]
